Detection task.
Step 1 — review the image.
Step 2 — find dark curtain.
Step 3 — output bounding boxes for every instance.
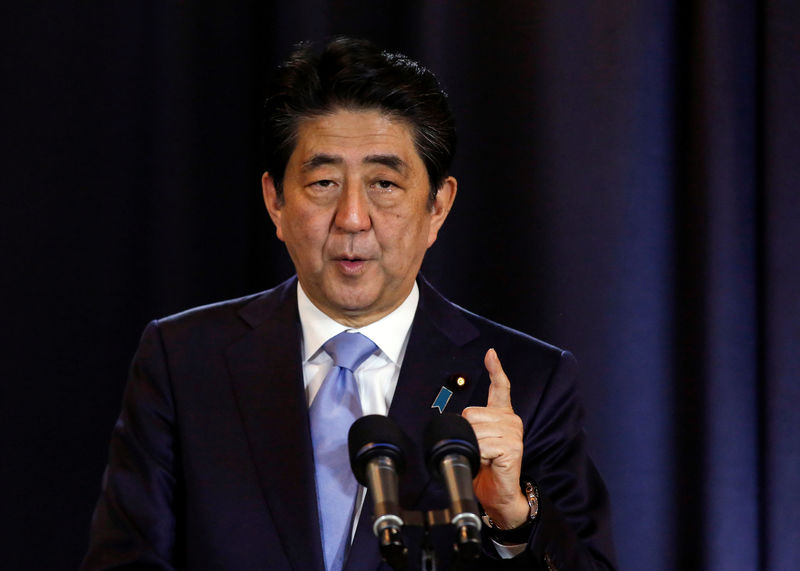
[3,2,798,569]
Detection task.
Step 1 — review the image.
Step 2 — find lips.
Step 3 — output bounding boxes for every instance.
[334,255,370,275]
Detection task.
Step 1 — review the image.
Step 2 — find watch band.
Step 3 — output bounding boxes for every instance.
[484,481,539,544]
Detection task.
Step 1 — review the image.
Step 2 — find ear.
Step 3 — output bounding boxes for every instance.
[261,172,285,242]
[426,176,457,248]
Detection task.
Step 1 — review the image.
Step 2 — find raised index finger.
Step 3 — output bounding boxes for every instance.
[484,348,513,409]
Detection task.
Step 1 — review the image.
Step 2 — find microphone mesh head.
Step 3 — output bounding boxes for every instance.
[348,415,408,485]
[423,414,480,478]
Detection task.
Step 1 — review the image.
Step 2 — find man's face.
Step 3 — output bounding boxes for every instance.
[262,108,456,327]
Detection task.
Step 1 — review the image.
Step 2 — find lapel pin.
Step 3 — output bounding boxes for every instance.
[431,386,454,413]
[448,374,468,391]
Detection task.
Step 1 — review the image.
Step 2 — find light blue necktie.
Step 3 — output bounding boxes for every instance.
[310,331,377,571]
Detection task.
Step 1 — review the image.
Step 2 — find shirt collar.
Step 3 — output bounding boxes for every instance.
[297,281,419,364]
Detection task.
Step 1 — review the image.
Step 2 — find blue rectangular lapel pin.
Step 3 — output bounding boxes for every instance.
[431,386,453,413]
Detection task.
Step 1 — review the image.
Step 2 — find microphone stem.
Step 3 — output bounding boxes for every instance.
[440,454,481,530]
[366,456,404,535]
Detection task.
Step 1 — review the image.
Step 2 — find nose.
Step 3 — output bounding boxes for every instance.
[334,181,371,233]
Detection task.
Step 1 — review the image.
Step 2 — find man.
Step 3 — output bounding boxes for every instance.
[82,37,616,570]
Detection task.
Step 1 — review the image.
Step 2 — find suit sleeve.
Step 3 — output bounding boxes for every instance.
[483,350,617,570]
[81,321,180,570]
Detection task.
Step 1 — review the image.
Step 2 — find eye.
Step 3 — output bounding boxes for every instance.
[310,179,337,190]
[372,180,397,191]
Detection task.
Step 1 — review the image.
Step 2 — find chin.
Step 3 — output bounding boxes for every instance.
[327,285,382,313]
[333,293,379,313]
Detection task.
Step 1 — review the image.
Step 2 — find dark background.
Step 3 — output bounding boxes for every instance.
[3,2,798,569]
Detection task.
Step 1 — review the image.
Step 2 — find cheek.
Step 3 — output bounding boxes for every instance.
[287,209,327,241]
[372,212,407,247]
[283,214,329,260]
[375,211,431,260]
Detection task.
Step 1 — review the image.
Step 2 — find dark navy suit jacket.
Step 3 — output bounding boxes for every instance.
[82,276,616,570]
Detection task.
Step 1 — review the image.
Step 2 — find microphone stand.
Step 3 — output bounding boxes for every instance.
[387,506,480,571]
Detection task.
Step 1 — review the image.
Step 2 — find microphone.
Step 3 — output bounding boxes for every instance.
[348,415,409,570]
[423,413,482,559]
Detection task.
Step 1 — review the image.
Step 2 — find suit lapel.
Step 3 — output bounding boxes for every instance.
[346,278,487,571]
[389,278,486,510]
[226,278,325,571]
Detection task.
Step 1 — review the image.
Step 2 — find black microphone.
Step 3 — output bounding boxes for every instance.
[348,415,409,570]
[423,413,482,559]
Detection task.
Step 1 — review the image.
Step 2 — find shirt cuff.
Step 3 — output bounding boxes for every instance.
[491,538,527,559]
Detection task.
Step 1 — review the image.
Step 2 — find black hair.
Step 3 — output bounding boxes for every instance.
[262,37,456,199]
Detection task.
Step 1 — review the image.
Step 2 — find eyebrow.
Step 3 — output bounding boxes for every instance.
[300,154,342,171]
[299,153,409,174]
[364,154,408,174]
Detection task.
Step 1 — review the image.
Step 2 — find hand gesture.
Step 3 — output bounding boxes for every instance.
[461,349,530,529]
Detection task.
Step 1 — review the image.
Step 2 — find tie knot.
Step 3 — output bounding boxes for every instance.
[324,331,377,372]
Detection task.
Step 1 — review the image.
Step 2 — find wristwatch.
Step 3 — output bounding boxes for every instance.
[484,481,539,544]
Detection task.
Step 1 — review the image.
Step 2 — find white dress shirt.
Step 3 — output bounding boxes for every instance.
[298,282,418,415]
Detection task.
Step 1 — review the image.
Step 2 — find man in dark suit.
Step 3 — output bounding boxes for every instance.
[82,38,616,570]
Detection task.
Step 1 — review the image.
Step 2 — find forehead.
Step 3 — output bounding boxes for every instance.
[289,109,422,168]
